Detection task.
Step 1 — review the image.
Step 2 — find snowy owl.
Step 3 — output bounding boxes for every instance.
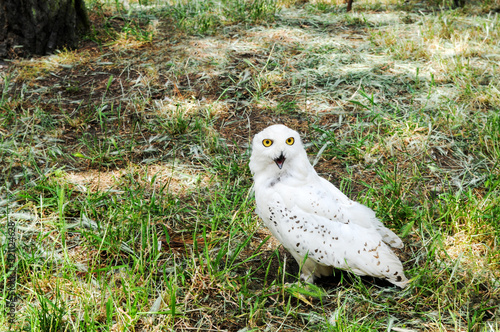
[249,124,408,288]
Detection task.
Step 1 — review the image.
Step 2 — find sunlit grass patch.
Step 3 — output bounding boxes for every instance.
[441,57,500,110]
[58,163,212,195]
[371,11,500,64]
[109,30,154,49]
[444,231,497,275]
[183,38,229,63]
[7,57,60,82]
[162,0,280,35]
[45,48,94,69]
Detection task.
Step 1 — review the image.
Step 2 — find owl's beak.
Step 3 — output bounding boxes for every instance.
[274,152,286,169]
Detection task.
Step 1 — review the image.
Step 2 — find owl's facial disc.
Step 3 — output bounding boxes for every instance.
[274,152,286,169]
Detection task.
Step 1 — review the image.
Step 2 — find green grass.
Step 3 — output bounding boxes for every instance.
[1,0,500,330]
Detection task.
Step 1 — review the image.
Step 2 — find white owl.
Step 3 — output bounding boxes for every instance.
[249,124,408,288]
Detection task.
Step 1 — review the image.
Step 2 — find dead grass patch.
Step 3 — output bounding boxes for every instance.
[60,163,212,195]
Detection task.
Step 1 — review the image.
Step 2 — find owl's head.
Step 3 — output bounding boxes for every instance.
[249,124,309,177]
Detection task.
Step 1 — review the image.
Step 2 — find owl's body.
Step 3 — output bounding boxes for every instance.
[249,124,408,288]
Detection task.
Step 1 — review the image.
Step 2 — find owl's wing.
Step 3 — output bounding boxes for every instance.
[320,178,404,248]
[281,176,403,248]
[268,194,408,287]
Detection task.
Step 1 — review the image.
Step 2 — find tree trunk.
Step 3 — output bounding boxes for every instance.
[0,0,90,58]
[346,0,353,12]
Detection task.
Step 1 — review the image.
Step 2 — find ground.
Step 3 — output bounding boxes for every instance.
[0,0,499,331]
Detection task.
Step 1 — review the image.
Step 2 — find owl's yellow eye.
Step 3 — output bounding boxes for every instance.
[262,139,273,147]
[286,137,295,145]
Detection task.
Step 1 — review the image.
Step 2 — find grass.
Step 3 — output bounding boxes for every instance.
[1,0,500,330]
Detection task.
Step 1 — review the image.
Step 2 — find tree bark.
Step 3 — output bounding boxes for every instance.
[0,0,90,58]
[346,0,353,12]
